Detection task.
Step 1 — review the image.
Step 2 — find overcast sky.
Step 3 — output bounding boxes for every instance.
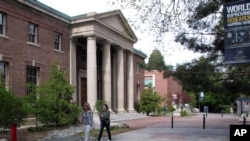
[38,0,111,16]
[38,0,202,66]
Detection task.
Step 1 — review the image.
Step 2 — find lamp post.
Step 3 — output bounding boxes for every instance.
[199,92,204,112]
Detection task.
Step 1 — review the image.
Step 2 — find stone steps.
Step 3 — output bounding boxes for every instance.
[110,112,148,123]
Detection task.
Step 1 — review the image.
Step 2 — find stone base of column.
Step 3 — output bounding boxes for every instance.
[116,108,126,114]
[127,109,136,113]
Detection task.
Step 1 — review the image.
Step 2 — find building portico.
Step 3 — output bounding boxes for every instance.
[70,10,137,113]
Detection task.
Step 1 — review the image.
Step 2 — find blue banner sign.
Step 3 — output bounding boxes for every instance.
[223,0,250,64]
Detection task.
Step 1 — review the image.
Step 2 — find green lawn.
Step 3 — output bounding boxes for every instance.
[76,127,132,138]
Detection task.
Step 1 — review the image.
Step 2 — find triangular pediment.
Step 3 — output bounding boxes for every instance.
[95,10,137,43]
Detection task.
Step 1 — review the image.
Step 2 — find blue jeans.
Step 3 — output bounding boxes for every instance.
[97,120,111,140]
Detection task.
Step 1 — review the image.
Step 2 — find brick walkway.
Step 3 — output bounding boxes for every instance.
[111,113,243,141]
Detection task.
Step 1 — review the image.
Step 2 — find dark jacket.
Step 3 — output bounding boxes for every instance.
[99,110,110,124]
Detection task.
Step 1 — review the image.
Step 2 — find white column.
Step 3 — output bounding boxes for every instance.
[87,36,97,109]
[127,52,135,112]
[102,41,112,108]
[117,48,125,113]
[69,39,77,103]
[112,55,117,111]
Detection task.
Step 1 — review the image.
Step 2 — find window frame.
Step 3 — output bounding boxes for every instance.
[28,22,38,44]
[0,12,6,36]
[26,66,39,95]
[136,62,140,74]
[54,32,62,51]
[0,62,8,88]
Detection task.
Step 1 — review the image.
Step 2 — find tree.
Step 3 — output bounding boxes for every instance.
[109,0,226,48]
[165,56,219,93]
[25,85,40,127]
[139,85,164,116]
[166,56,245,112]
[181,91,192,105]
[147,49,167,70]
[0,86,29,131]
[201,92,232,113]
[34,62,81,126]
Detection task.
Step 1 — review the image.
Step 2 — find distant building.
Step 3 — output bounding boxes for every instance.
[235,98,250,116]
[134,49,147,102]
[144,70,183,105]
[0,0,146,113]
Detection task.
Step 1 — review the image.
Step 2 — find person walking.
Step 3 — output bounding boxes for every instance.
[79,102,94,141]
[97,104,112,141]
[243,102,249,117]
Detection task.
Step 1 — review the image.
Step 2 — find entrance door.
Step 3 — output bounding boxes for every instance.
[81,78,87,106]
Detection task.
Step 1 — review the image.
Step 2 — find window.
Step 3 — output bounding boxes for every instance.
[26,67,39,95]
[136,62,140,74]
[144,75,154,87]
[0,12,6,36]
[54,32,62,51]
[28,23,38,43]
[0,62,7,87]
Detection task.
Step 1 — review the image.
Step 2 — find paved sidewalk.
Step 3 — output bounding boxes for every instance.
[110,113,243,141]
[112,127,228,141]
[0,113,242,141]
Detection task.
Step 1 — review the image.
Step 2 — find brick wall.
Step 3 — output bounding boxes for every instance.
[133,54,146,102]
[0,1,70,97]
[145,70,183,103]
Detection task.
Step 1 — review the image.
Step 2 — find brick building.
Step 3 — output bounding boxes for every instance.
[144,70,183,105]
[0,0,146,113]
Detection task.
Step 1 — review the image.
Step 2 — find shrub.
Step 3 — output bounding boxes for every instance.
[0,86,29,131]
[180,110,188,117]
[140,86,164,116]
[28,62,80,126]
[95,100,107,113]
[217,105,231,113]
[156,106,162,115]
[27,126,44,132]
[168,106,176,112]
[134,101,141,113]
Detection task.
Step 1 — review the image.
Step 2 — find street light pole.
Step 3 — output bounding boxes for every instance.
[199,98,200,112]
[199,92,204,113]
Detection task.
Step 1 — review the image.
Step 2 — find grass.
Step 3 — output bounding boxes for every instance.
[76,126,132,138]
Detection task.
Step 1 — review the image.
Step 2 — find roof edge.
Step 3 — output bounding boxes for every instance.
[17,0,71,23]
[134,48,147,59]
